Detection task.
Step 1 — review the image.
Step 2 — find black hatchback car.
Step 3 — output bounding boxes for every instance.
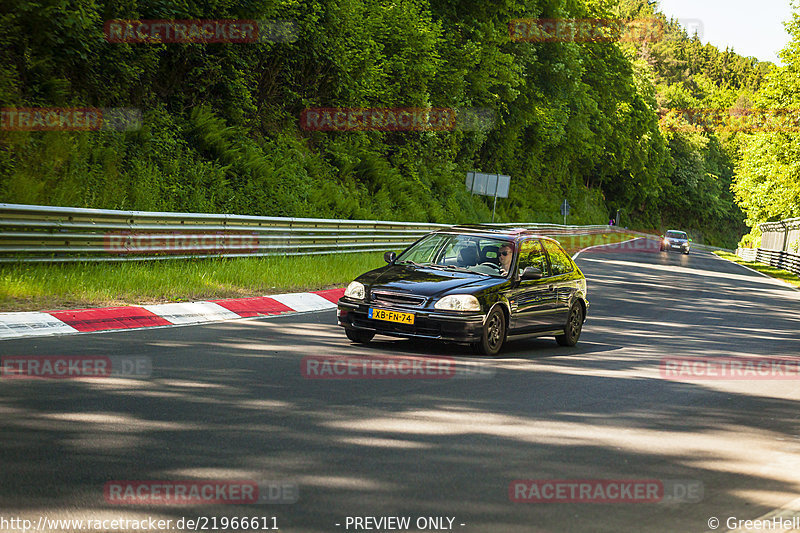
[337,226,589,355]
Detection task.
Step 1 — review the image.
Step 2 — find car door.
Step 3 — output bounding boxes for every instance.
[507,238,559,333]
[541,240,575,326]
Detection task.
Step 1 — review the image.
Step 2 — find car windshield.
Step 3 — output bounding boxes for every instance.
[396,233,513,277]
[666,231,687,239]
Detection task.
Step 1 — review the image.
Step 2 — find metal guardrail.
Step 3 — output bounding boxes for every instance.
[0,203,627,263]
[756,249,800,277]
[733,217,800,278]
[736,248,757,262]
[736,247,800,277]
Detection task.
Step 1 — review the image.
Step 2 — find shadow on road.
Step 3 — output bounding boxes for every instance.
[1,250,800,532]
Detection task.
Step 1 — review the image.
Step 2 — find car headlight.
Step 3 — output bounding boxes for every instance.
[663,238,670,245]
[434,294,481,312]
[344,281,365,300]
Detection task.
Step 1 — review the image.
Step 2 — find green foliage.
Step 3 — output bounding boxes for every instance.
[738,231,759,249]
[0,0,772,248]
[732,7,800,231]
[615,0,771,245]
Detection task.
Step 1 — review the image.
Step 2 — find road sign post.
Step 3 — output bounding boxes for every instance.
[560,199,570,225]
[492,174,499,222]
[465,172,510,223]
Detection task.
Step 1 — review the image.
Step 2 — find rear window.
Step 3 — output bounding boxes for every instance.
[517,239,549,277]
[542,240,574,276]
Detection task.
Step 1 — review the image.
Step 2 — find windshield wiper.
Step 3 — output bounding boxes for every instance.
[397,260,428,267]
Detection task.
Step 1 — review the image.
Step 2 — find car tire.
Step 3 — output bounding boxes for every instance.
[471,306,506,356]
[345,329,375,344]
[683,250,689,255]
[556,303,584,347]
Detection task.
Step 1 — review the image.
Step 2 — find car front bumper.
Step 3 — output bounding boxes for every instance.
[337,298,485,343]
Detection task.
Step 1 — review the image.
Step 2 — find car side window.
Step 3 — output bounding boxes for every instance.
[542,240,574,276]
[517,239,549,278]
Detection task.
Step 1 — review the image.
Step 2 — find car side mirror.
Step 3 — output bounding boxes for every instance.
[689,238,693,242]
[384,251,396,263]
[520,266,543,280]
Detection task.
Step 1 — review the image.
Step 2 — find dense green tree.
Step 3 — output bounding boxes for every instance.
[0,0,774,246]
[732,7,800,236]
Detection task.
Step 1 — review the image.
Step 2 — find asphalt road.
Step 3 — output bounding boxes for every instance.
[2,247,800,533]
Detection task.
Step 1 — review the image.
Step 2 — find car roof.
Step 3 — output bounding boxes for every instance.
[666,230,687,234]
[435,225,560,242]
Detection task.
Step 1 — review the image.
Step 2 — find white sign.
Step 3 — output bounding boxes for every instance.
[466,172,510,198]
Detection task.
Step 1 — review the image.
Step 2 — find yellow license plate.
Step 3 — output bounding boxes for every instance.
[368,308,415,325]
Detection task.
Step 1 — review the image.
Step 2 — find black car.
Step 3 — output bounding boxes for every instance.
[337,226,589,355]
[660,230,691,254]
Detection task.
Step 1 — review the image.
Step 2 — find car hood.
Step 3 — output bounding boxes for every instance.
[357,264,502,298]
[666,237,688,243]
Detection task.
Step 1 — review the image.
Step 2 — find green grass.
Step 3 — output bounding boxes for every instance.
[713,250,800,289]
[0,252,386,312]
[0,232,646,312]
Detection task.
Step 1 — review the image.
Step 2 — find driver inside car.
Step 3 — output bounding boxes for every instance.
[498,243,514,276]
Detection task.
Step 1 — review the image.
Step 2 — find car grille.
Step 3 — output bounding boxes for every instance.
[370,291,426,308]
[353,317,441,338]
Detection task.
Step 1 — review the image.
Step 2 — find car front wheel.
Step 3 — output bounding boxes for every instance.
[472,307,506,356]
[556,303,583,347]
[345,329,375,344]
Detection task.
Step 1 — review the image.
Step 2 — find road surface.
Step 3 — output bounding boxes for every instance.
[2,248,800,533]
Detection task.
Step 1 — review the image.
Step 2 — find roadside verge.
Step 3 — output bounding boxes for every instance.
[711,250,800,291]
